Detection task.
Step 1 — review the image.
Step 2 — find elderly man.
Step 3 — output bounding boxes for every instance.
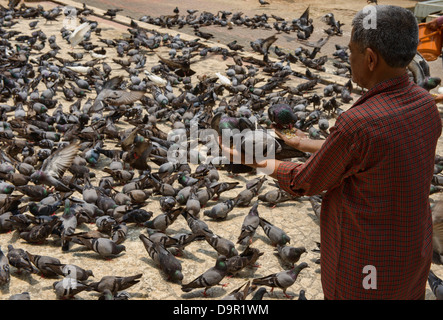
[221,5,442,299]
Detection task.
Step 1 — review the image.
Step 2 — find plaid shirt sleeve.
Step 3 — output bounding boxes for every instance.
[277,115,360,197]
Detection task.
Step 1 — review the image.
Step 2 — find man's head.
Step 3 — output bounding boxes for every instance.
[349,5,418,89]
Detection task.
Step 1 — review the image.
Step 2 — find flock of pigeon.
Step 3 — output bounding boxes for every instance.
[0,0,442,301]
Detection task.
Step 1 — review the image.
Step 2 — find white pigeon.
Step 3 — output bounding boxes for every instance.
[69,22,91,47]
[216,72,231,86]
[66,66,91,74]
[144,70,167,87]
[89,51,106,60]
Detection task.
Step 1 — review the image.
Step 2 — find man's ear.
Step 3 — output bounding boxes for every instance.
[365,47,378,72]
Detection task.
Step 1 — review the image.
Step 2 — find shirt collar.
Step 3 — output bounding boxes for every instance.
[351,72,411,108]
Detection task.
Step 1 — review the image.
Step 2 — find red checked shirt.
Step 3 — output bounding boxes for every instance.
[277,73,442,299]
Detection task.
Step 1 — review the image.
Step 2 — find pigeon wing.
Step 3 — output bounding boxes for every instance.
[41,141,80,179]
[104,90,145,106]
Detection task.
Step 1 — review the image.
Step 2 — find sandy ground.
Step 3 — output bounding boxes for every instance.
[0,0,442,302]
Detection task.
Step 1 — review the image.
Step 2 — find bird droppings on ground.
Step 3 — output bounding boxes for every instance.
[0,0,442,301]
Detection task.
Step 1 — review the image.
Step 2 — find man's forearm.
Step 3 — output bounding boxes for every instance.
[249,159,284,179]
[298,138,325,153]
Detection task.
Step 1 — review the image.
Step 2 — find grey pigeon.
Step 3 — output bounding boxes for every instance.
[46,263,94,281]
[252,262,308,298]
[26,251,61,277]
[140,233,183,281]
[258,189,294,207]
[275,245,307,268]
[181,255,228,296]
[157,240,184,282]
[203,198,236,220]
[98,289,130,300]
[60,199,77,251]
[30,141,80,192]
[251,287,268,300]
[259,217,291,246]
[19,217,59,244]
[181,210,214,235]
[78,237,126,258]
[222,281,252,300]
[9,292,31,300]
[226,246,264,276]
[268,103,298,129]
[89,274,142,295]
[186,188,201,217]
[6,244,38,273]
[428,270,443,300]
[53,278,92,299]
[0,246,10,286]
[203,231,238,258]
[233,188,257,207]
[237,201,260,245]
[143,207,183,231]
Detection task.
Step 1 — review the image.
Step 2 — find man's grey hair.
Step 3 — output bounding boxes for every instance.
[352,5,418,68]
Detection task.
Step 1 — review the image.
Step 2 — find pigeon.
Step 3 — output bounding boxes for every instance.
[268,103,298,129]
[9,292,31,300]
[252,262,309,298]
[19,217,59,244]
[237,201,261,245]
[259,217,291,246]
[203,198,236,220]
[202,231,238,258]
[98,289,130,300]
[143,207,183,231]
[418,77,441,92]
[6,245,38,274]
[30,140,80,192]
[226,245,263,275]
[428,270,443,300]
[432,200,443,263]
[258,189,294,207]
[68,22,91,47]
[89,274,142,295]
[53,278,92,299]
[186,188,201,217]
[78,237,126,259]
[233,188,257,207]
[60,199,77,251]
[251,287,268,300]
[181,255,228,296]
[222,280,252,300]
[156,240,184,282]
[275,245,307,268]
[181,210,214,236]
[46,263,94,281]
[0,246,10,286]
[26,251,61,277]
[298,289,308,300]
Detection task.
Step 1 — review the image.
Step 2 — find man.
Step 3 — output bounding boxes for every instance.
[220,5,441,299]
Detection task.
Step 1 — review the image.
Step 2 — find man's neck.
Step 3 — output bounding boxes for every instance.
[366,67,407,90]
